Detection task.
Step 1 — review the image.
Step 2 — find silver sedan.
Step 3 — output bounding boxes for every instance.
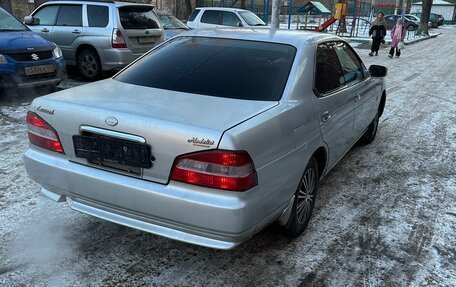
[24,29,387,249]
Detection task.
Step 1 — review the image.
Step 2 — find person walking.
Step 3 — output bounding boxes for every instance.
[389,19,406,58]
[369,12,386,56]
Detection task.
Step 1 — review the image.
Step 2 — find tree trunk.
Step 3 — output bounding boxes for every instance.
[241,0,246,9]
[185,0,193,19]
[420,0,433,35]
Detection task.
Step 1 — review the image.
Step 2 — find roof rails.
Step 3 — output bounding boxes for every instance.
[48,0,115,2]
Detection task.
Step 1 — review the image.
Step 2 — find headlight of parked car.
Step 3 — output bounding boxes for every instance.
[53,47,63,59]
[0,54,8,64]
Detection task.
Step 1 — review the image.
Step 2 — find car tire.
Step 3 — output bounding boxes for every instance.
[407,24,416,31]
[357,111,379,145]
[283,157,319,238]
[77,49,101,81]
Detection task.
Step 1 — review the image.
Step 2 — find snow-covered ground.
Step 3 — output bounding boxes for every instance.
[0,27,455,286]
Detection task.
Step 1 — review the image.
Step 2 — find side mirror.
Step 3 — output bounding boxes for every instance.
[369,65,387,77]
[237,22,243,27]
[24,16,40,25]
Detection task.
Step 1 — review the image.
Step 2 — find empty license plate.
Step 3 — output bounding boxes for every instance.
[138,36,155,44]
[24,64,55,76]
[73,135,151,168]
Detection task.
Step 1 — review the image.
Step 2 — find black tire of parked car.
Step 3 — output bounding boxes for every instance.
[357,111,379,145]
[283,157,319,237]
[407,24,416,31]
[77,49,101,81]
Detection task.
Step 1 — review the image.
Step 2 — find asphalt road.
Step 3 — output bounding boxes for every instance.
[0,27,455,287]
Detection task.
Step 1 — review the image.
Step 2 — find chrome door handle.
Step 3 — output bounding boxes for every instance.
[72,29,81,34]
[41,28,49,32]
[354,94,361,102]
[321,111,332,122]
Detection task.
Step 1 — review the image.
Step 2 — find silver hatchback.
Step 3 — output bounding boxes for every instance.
[25,1,164,80]
[24,29,387,249]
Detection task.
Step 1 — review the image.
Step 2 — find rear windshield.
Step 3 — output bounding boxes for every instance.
[0,9,28,31]
[118,6,160,29]
[114,37,296,101]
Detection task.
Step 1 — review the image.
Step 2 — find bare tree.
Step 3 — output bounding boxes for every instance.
[420,0,433,35]
[184,0,193,19]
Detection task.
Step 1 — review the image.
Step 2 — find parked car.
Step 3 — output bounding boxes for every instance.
[24,29,387,249]
[24,1,164,80]
[410,12,444,28]
[384,14,419,30]
[156,10,190,40]
[0,7,65,92]
[186,7,267,29]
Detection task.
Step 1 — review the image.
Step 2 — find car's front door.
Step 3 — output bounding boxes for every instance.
[312,42,354,168]
[29,4,59,39]
[332,41,380,139]
[51,4,83,62]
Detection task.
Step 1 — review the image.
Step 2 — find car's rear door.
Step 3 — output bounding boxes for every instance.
[199,10,221,29]
[312,42,355,167]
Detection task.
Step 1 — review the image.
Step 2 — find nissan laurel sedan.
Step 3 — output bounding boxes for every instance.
[24,29,387,249]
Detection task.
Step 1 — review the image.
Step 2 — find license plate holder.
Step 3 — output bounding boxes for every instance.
[24,64,55,76]
[73,135,151,168]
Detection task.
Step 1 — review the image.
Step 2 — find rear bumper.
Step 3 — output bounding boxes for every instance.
[24,147,281,249]
[99,48,145,72]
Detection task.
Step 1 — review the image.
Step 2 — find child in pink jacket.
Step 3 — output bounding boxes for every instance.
[389,19,406,58]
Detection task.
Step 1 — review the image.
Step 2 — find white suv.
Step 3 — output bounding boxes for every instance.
[25,1,164,80]
[186,7,267,29]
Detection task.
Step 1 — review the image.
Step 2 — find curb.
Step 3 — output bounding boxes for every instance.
[343,32,441,45]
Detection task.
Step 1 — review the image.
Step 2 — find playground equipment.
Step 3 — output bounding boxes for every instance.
[315,0,348,32]
[296,1,331,30]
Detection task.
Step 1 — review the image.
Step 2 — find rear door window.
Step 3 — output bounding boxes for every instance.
[56,5,82,26]
[115,37,296,101]
[201,10,221,24]
[221,11,241,26]
[118,6,160,29]
[88,5,109,27]
[33,5,60,25]
[315,42,345,95]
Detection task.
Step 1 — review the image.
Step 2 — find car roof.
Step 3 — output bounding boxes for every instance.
[193,7,250,12]
[44,0,154,7]
[176,28,341,48]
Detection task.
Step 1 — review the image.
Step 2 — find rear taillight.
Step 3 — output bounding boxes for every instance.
[170,150,257,192]
[26,111,64,153]
[112,28,127,48]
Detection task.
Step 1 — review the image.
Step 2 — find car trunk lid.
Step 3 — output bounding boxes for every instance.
[30,79,278,184]
[117,5,164,53]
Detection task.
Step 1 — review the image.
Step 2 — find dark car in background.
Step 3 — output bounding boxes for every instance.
[410,12,444,28]
[0,7,65,93]
[384,14,419,30]
[156,11,190,40]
